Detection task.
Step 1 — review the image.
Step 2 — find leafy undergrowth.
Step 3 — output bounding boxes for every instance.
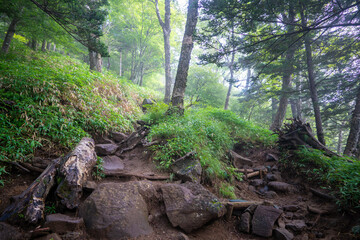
[0,38,154,163]
[282,147,360,209]
[143,103,277,198]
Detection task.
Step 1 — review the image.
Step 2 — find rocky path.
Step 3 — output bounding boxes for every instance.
[0,130,358,240]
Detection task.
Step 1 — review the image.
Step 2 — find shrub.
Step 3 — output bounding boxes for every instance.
[285,147,360,209]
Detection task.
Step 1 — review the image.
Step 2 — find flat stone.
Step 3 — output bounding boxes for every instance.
[250,179,264,187]
[110,132,127,143]
[239,212,251,233]
[268,182,293,193]
[45,214,84,234]
[252,205,283,237]
[161,182,226,233]
[286,220,306,233]
[274,228,294,240]
[95,144,118,156]
[79,182,154,239]
[102,155,125,173]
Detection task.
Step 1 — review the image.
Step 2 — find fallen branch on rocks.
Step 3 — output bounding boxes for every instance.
[0,138,97,224]
[105,172,169,180]
[221,200,264,210]
[116,127,150,156]
[309,188,335,201]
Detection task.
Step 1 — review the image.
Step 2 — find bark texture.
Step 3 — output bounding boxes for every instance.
[224,24,236,110]
[344,85,360,156]
[89,50,102,72]
[1,17,19,54]
[170,0,199,113]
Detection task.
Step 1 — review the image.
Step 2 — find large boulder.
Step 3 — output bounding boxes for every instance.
[79,182,154,239]
[252,205,283,237]
[171,157,202,184]
[161,182,226,233]
[110,132,128,143]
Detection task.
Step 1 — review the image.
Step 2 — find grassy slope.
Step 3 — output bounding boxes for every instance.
[0,38,154,163]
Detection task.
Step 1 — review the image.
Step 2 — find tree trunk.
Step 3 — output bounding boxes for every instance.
[41,39,46,52]
[89,50,96,71]
[270,5,296,131]
[0,138,96,224]
[107,57,110,70]
[53,43,56,52]
[119,50,122,76]
[95,52,102,72]
[46,41,51,50]
[139,62,144,86]
[170,0,199,114]
[271,98,278,122]
[1,17,19,54]
[337,128,343,154]
[245,69,251,91]
[31,39,37,51]
[301,11,325,145]
[224,24,236,110]
[154,0,172,103]
[344,85,360,156]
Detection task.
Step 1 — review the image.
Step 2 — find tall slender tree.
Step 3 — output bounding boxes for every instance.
[170,0,199,114]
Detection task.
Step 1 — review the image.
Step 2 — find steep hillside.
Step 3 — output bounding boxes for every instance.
[0,38,155,163]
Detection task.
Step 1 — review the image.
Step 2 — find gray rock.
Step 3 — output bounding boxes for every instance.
[264,191,278,199]
[110,132,127,143]
[95,144,118,156]
[286,220,306,233]
[161,182,226,233]
[45,214,84,234]
[171,157,202,184]
[250,179,264,187]
[83,181,97,192]
[102,155,125,174]
[274,228,294,240]
[239,212,251,233]
[142,99,154,112]
[79,182,154,239]
[266,173,282,182]
[0,222,23,240]
[252,205,283,237]
[268,182,293,193]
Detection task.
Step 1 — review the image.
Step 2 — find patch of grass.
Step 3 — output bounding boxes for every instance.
[0,38,154,163]
[0,166,8,186]
[219,182,236,199]
[144,105,275,189]
[93,156,105,180]
[284,147,360,209]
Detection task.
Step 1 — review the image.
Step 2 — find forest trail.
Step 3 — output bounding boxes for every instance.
[1,126,357,240]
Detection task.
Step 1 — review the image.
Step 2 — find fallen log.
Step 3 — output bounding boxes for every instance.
[0,158,61,224]
[56,137,97,209]
[309,188,335,201]
[0,137,97,224]
[221,200,263,210]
